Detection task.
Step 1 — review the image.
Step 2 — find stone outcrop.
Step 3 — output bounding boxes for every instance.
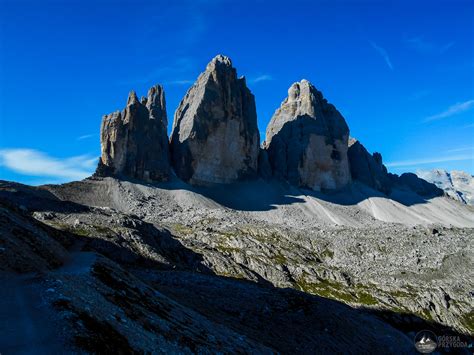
[348,138,392,194]
[394,173,443,197]
[348,138,443,197]
[264,80,351,191]
[170,55,260,185]
[96,85,170,181]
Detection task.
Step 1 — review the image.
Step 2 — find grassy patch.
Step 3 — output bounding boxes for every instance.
[44,221,91,237]
[320,248,334,259]
[170,223,193,235]
[272,252,287,265]
[390,289,413,298]
[215,245,241,254]
[295,276,356,303]
[417,308,433,321]
[461,311,474,333]
[356,292,378,305]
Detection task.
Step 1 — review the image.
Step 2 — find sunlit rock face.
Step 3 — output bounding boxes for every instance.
[264,80,351,191]
[416,169,474,205]
[169,55,260,185]
[96,85,170,181]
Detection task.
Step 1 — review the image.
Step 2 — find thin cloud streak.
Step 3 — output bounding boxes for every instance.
[446,146,473,153]
[249,74,273,84]
[386,154,473,168]
[369,41,393,70]
[0,149,97,181]
[405,36,454,54]
[424,99,474,122]
[77,134,94,140]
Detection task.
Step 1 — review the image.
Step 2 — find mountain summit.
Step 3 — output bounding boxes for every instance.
[170,54,260,185]
[96,85,170,182]
[264,79,351,191]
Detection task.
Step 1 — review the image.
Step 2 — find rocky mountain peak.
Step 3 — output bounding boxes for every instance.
[146,84,167,126]
[170,55,259,185]
[264,80,351,191]
[207,54,233,69]
[127,90,139,106]
[287,79,315,104]
[96,84,170,181]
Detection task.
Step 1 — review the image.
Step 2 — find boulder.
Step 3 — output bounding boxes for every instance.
[264,80,351,191]
[347,138,392,194]
[96,85,170,181]
[170,55,260,185]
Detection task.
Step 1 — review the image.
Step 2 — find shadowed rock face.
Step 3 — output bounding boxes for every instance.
[264,80,351,191]
[170,55,260,185]
[348,138,392,195]
[348,138,444,197]
[96,85,170,181]
[394,173,444,197]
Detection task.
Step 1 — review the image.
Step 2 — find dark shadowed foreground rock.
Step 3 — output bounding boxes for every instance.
[96,85,170,181]
[348,138,392,194]
[264,80,351,191]
[170,55,260,185]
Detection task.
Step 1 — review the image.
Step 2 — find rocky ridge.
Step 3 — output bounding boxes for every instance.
[417,169,474,205]
[348,137,393,194]
[94,55,443,200]
[348,138,443,198]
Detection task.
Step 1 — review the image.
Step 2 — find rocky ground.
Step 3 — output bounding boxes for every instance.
[1,177,473,353]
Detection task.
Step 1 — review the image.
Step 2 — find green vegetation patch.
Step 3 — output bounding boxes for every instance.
[461,311,474,333]
[295,276,356,303]
[170,223,194,235]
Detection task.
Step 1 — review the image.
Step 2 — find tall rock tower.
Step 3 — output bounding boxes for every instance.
[170,55,260,185]
[264,80,351,191]
[96,85,170,181]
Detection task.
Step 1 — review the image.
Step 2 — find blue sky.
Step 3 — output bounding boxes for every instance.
[0,0,473,185]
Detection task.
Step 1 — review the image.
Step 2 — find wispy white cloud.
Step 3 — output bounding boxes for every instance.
[405,36,454,54]
[446,146,474,153]
[369,41,393,70]
[386,154,472,168]
[0,149,97,182]
[464,123,474,128]
[424,99,474,122]
[249,74,273,84]
[77,134,94,140]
